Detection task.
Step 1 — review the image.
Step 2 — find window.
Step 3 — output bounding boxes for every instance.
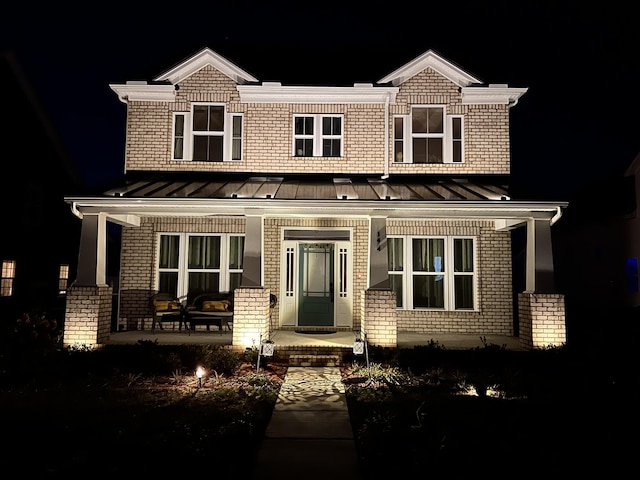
[58,264,70,294]
[172,104,243,162]
[293,114,343,157]
[157,234,244,300]
[1,260,16,297]
[394,107,464,164]
[393,116,407,163]
[387,236,475,310]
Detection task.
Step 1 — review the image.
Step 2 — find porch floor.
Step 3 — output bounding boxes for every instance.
[105,329,525,350]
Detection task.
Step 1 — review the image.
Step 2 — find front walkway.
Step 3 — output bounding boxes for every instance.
[105,329,525,350]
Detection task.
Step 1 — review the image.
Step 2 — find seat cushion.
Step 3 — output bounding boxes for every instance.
[154,300,181,311]
[202,300,231,312]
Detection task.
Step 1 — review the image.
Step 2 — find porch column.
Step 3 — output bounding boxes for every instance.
[75,213,108,286]
[241,214,263,287]
[525,218,555,293]
[369,216,390,289]
[64,212,113,348]
[520,218,566,349]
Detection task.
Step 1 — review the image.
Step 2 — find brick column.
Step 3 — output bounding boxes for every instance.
[232,287,271,352]
[63,285,113,348]
[361,289,397,347]
[518,292,566,349]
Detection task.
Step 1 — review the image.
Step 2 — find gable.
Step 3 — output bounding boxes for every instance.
[378,49,482,87]
[153,47,258,85]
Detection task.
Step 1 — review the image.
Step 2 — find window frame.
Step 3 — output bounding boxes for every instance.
[172,104,244,162]
[292,114,344,158]
[403,105,464,164]
[393,115,409,163]
[156,233,245,300]
[387,235,477,311]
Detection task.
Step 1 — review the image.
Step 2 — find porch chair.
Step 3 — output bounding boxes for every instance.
[186,292,235,334]
[151,292,187,333]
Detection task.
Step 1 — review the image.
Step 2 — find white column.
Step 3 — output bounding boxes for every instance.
[526,218,556,293]
[241,214,263,287]
[369,216,390,289]
[75,213,107,286]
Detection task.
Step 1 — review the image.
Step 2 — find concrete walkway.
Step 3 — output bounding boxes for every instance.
[250,366,361,480]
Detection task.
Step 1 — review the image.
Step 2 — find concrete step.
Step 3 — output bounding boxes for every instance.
[288,354,342,367]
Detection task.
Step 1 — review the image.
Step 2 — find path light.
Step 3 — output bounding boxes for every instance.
[261,339,275,357]
[196,366,205,388]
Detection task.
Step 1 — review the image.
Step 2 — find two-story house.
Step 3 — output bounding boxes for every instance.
[63,47,567,351]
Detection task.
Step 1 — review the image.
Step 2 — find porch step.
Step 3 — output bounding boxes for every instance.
[288,354,342,367]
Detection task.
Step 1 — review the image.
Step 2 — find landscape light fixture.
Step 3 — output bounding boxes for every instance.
[196,365,205,388]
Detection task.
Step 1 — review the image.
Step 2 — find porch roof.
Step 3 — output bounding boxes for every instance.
[65,172,568,227]
[101,172,512,201]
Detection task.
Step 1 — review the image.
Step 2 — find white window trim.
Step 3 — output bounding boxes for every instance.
[393,115,409,163]
[445,115,464,164]
[292,114,344,157]
[407,105,464,164]
[388,235,477,311]
[172,105,243,162]
[156,233,245,299]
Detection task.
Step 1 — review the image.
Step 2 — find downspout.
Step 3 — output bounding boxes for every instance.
[70,201,83,219]
[381,92,390,180]
[550,206,563,226]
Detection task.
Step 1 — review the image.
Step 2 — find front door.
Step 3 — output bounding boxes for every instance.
[280,239,352,328]
[298,243,334,326]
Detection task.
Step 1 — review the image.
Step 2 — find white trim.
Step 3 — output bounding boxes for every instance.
[460,86,528,105]
[109,83,176,103]
[67,197,567,225]
[238,83,398,104]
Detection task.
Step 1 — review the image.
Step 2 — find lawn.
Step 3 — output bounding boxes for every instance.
[1,321,638,477]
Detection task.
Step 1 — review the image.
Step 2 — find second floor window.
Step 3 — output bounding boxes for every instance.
[157,233,244,301]
[293,114,343,157]
[393,106,464,164]
[173,103,243,162]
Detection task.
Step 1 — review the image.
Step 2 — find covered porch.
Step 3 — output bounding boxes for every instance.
[104,328,525,351]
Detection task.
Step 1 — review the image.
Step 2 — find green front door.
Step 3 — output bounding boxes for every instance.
[298,243,334,326]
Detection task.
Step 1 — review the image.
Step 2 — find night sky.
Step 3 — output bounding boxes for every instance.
[2,1,638,202]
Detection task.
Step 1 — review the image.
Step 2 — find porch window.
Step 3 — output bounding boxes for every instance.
[157,233,244,300]
[172,105,243,162]
[293,114,343,157]
[387,236,476,310]
[1,259,16,297]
